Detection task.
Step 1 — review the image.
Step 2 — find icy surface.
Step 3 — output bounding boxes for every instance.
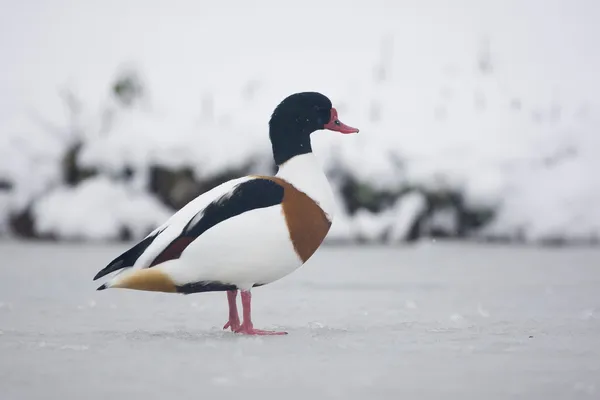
[1,241,599,399]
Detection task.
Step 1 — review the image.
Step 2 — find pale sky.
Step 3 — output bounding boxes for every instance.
[1,0,598,124]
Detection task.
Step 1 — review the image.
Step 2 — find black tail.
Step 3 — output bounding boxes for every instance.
[93,232,160,281]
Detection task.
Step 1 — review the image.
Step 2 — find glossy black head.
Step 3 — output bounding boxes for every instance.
[269,92,359,166]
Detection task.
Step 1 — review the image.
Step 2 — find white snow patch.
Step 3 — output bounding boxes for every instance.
[477,304,490,318]
[450,313,464,322]
[328,191,427,243]
[210,376,233,386]
[0,112,65,223]
[32,176,171,240]
[405,300,418,310]
[426,208,459,235]
[579,309,595,320]
[308,321,325,329]
[325,216,352,242]
[481,151,600,241]
[0,193,10,234]
[573,382,596,395]
[60,344,89,351]
[352,209,392,242]
[387,191,427,243]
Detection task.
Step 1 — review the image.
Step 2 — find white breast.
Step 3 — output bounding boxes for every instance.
[275,153,336,220]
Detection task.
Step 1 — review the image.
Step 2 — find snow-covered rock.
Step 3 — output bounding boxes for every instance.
[32,177,171,241]
[352,208,393,242]
[387,191,428,243]
[0,192,10,234]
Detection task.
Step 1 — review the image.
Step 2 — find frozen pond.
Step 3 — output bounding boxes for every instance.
[1,240,599,399]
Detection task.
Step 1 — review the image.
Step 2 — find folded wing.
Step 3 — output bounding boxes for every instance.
[92,177,284,281]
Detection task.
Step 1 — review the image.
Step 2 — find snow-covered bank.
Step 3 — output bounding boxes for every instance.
[32,176,171,241]
[0,0,598,244]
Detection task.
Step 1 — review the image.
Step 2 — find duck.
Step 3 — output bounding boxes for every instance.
[93,92,359,335]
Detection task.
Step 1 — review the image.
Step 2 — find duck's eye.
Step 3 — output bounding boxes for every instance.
[334,120,341,126]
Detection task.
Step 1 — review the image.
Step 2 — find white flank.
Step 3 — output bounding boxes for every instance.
[163,204,302,290]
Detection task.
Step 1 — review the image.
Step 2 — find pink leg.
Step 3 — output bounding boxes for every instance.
[222,290,241,331]
[234,290,287,335]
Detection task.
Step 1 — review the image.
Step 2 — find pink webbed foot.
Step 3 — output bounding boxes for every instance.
[223,318,241,331]
[231,290,287,335]
[234,323,287,336]
[223,290,241,332]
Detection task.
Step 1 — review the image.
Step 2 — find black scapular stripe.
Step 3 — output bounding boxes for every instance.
[93,230,161,281]
[148,178,284,267]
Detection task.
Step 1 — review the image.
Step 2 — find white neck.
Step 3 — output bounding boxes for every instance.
[275,153,335,219]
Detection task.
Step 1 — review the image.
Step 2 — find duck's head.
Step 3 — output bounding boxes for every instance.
[269,92,359,166]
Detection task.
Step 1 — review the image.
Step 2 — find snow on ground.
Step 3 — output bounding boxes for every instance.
[0,193,10,234]
[32,176,172,240]
[1,0,599,242]
[1,241,599,399]
[0,114,64,212]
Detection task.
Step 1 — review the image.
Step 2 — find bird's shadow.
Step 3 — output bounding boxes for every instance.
[96,325,350,342]
[96,328,288,342]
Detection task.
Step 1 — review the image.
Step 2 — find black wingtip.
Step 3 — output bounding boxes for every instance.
[96,283,108,291]
[93,260,124,281]
[92,233,160,282]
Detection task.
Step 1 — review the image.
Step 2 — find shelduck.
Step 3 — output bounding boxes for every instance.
[93,92,359,335]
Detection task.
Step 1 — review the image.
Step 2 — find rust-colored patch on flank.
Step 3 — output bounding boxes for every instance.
[256,176,332,263]
[113,268,177,293]
[149,237,195,267]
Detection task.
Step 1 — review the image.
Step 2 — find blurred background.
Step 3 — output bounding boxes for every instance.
[1,0,599,246]
[3,2,600,398]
